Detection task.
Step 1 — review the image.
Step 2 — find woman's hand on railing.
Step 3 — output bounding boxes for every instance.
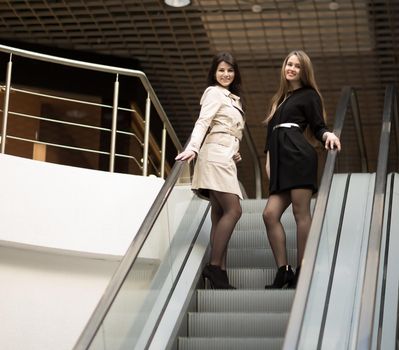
[323,131,341,151]
[175,149,196,162]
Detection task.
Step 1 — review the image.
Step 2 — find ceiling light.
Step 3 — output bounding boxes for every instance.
[252,4,262,13]
[329,1,339,10]
[164,0,191,7]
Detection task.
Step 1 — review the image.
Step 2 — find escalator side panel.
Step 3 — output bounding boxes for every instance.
[379,173,399,350]
[320,173,375,350]
[299,173,349,349]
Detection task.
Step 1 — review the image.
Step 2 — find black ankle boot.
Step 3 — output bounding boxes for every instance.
[221,269,236,289]
[265,265,294,289]
[288,266,301,289]
[203,265,235,289]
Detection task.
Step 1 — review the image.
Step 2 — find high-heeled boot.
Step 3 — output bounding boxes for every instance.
[221,269,236,289]
[265,265,294,289]
[203,264,235,289]
[289,266,301,289]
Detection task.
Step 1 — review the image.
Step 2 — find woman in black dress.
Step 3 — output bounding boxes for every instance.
[263,50,341,289]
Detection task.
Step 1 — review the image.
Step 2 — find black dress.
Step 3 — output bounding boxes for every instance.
[264,87,328,194]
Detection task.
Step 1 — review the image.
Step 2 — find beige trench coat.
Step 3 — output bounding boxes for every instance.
[186,85,245,200]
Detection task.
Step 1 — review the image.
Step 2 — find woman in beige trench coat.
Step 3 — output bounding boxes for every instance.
[175,52,244,289]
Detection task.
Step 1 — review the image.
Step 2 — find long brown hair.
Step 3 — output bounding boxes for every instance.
[207,52,242,96]
[264,50,326,125]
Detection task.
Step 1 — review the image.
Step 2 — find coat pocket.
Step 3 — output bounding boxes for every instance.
[201,133,236,163]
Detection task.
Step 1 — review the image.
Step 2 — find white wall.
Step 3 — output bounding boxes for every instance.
[0,154,164,256]
[0,154,165,350]
[0,246,119,350]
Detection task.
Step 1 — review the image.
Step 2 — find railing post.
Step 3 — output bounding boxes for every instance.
[161,124,166,178]
[1,53,13,154]
[109,74,119,172]
[143,92,151,176]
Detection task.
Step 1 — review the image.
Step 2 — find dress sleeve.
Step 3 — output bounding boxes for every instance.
[185,87,222,153]
[305,90,328,143]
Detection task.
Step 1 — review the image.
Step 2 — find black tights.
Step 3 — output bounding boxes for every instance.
[262,188,312,268]
[209,190,242,269]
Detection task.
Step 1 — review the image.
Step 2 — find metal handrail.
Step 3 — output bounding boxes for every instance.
[243,124,262,198]
[0,44,182,177]
[356,85,398,349]
[3,85,139,112]
[283,86,366,349]
[351,90,369,172]
[73,158,188,350]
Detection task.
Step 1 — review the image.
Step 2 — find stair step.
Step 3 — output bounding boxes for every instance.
[197,289,294,312]
[176,198,301,348]
[188,312,290,337]
[229,230,297,248]
[240,198,315,210]
[235,212,297,231]
[240,199,268,212]
[227,248,297,268]
[222,268,298,289]
[178,337,284,350]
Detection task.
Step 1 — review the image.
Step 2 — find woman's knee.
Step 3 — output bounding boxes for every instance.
[292,204,311,224]
[263,207,279,226]
[231,205,242,221]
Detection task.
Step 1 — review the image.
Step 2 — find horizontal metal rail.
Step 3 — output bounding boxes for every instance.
[0,44,181,151]
[0,44,181,178]
[2,109,143,145]
[2,85,136,112]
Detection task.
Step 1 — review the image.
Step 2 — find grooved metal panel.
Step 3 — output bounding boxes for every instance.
[197,289,294,312]
[228,230,297,249]
[178,337,284,350]
[188,312,290,337]
[227,267,297,289]
[227,247,297,267]
[235,211,298,231]
[178,197,298,348]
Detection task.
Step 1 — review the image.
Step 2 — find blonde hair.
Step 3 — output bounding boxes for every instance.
[264,50,327,125]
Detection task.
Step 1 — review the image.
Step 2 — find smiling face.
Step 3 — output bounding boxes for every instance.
[284,54,302,89]
[215,61,235,89]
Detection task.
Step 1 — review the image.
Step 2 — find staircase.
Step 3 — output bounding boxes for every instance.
[178,198,299,350]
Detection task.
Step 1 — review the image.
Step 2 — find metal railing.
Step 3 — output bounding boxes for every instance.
[0,44,182,178]
[283,86,366,349]
[73,157,195,350]
[356,84,398,349]
[243,124,262,198]
[0,44,263,193]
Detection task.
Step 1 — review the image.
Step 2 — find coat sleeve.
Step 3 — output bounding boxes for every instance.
[305,90,328,143]
[185,87,222,153]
